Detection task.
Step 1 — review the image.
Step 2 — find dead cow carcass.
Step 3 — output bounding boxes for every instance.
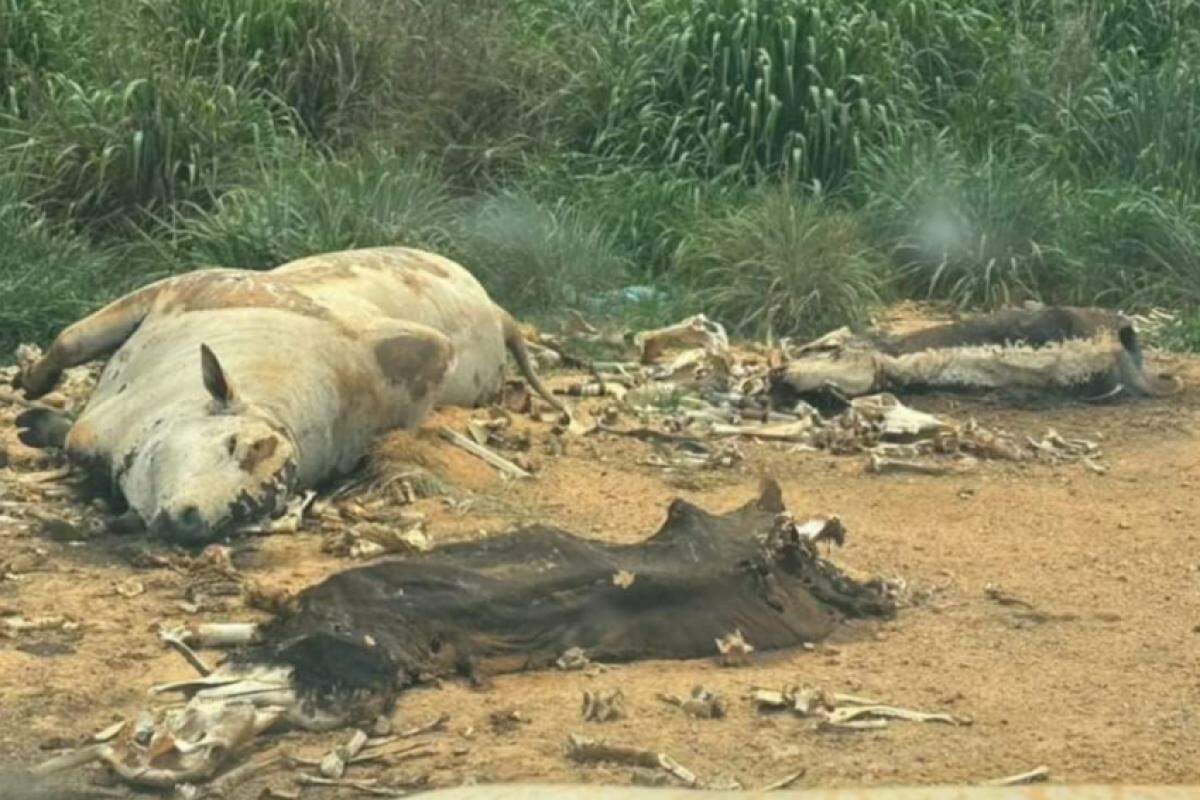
[42,483,891,789]
[251,479,891,700]
[773,306,1180,406]
[14,247,562,544]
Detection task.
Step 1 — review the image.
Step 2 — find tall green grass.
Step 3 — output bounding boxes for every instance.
[0,170,127,351]
[5,0,1200,355]
[2,72,292,229]
[145,0,383,141]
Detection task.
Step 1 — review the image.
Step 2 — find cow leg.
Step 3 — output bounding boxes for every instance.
[19,277,173,398]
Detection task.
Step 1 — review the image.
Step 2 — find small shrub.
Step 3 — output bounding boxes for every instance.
[1,71,294,229]
[675,185,885,338]
[169,147,454,269]
[450,192,632,316]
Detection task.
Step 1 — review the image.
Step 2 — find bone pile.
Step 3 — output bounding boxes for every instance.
[533,313,1108,474]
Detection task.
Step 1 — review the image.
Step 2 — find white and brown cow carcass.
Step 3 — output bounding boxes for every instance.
[15,247,562,543]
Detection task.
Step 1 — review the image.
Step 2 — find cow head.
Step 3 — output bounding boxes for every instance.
[123,344,299,544]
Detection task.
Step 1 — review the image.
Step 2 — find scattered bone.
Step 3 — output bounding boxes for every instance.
[710,419,814,442]
[170,622,262,648]
[1029,429,1100,462]
[114,578,145,598]
[319,729,369,779]
[657,686,726,719]
[751,688,790,710]
[1,614,74,635]
[634,314,729,364]
[567,733,699,787]
[752,685,967,729]
[833,692,885,706]
[439,426,532,479]
[160,629,214,677]
[715,629,754,666]
[985,765,1051,786]
[179,748,284,799]
[12,465,73,485]
[868,453,954,476]
[760,768,807,791]
[236,491,315,535]
[611,570,635,589]
[556,647,591,671]
[93,721,127,743]
[34,702,285,788]
[825,704,971,726]
[582,689,626,722]
[790,686,835,717]
[322,519,430,560]
[396,714,450,739]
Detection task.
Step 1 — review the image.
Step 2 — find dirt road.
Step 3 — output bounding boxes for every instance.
[1,353,1197,796]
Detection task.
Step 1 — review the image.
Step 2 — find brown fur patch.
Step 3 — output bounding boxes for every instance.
[408,253,450,278]
[401,273,425,295]
[239,436,279,473]
[373,332,452,401]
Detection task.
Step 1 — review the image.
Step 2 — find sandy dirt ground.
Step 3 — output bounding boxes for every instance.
[0,344,1198,797]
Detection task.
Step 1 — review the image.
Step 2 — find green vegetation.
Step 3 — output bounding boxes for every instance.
[2,0,1200,353]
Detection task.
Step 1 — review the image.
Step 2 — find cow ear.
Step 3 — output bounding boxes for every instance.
[200,344,235,408]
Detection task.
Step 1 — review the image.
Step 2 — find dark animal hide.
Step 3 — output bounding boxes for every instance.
[872,306,1140,364]
[245,480,894,702]
[770,306,1177,411]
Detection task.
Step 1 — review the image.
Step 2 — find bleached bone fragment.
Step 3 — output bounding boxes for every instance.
[868,454,953,476]
[714,629,754,665]
[825,703,971,726]
[169,622,262,648]
[439,426,532,479]
[581,689,626,722]
[634,314,729,363]
[319,729,369,779]
[710,419,815,442]
[985,765,1051,786]
[567,733,699,787]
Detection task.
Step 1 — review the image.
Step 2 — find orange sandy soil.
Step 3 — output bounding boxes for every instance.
[0,349,1198,797]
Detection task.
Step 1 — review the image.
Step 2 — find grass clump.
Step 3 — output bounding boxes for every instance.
[169,147,454,269]
[676,185,885,339]
[0,172,128,351]
[2,71,292,230]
